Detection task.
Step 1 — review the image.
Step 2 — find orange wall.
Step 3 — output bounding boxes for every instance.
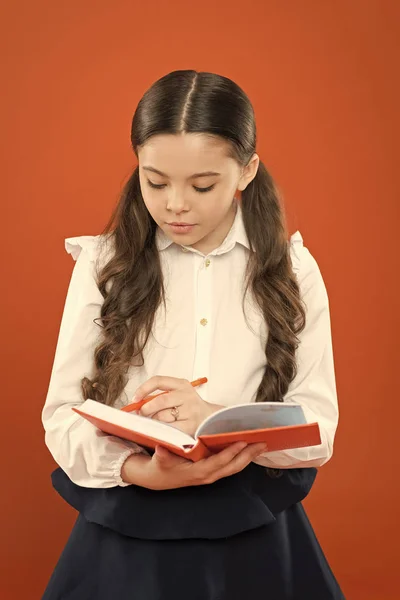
[1,1,399,598]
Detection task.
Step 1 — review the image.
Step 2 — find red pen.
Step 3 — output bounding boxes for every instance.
[121,377,208,413]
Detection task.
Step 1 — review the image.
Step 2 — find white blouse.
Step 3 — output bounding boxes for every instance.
[42,204,339,488]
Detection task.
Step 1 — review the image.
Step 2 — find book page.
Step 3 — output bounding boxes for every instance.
[196,402,307,437]
[79,400,196,448]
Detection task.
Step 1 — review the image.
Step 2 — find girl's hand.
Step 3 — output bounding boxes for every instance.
[121,441,267,490]
[133,376,224,436]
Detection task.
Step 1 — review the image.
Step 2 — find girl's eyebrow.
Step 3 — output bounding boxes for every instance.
[142,166,221,179]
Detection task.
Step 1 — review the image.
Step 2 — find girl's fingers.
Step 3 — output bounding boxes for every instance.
[209,443,267,482]
[140,392,181,417]
[153,407,187,423]
[134,376,189,401]
[197,442,266,483]
[154,445,188,466]
[195,441,249,475]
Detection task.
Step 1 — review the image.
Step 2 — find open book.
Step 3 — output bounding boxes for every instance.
[73,400,321,461]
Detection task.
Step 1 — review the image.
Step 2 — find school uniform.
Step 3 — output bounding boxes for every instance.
[42,203,345,599]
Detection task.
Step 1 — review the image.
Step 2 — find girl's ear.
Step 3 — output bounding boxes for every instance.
[237,153,260,191]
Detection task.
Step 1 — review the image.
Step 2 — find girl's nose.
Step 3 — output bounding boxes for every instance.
[166,190,188,213]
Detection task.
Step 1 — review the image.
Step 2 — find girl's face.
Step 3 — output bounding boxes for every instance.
[138,133,259,255]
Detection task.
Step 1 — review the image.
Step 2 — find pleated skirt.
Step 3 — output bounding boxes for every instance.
[42,463,345,600]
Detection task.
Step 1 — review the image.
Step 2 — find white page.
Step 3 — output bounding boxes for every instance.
[196,402,307,437]
[78,400,195,448]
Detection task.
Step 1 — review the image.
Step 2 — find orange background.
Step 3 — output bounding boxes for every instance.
[1,1,399,598]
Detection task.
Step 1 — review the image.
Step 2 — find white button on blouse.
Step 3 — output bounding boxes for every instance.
[42,204,339,488]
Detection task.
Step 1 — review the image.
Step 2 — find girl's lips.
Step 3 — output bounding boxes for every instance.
[167,224,196,234]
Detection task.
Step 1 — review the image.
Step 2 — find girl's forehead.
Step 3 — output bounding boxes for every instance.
[139,133,229,161]
[138,134,235,178]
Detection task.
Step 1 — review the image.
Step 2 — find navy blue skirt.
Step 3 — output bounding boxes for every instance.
[42,464,345,599]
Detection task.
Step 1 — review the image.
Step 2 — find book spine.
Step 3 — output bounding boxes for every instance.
[184,440,212,462]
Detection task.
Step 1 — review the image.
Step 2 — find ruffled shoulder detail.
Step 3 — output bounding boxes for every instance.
[65,234,115,267]
[289,230,304,274]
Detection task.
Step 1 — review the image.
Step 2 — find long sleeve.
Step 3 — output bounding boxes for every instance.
[42,236,147,488]
[253,233,339,469]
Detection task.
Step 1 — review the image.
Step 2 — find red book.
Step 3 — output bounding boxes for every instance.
[73,400,321,461]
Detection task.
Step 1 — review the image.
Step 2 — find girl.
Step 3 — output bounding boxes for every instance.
[42,70,344,599]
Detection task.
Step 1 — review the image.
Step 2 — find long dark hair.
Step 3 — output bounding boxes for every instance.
[82,70,306,411]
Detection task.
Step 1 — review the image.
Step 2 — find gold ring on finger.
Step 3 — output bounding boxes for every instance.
[170,406,180,421]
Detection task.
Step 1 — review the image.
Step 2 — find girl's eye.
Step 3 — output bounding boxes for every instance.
[146,180,215,193]
[147,180,166,190]
[194,184,215,193]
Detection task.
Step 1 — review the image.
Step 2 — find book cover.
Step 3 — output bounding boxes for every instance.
[73,400,321,461]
